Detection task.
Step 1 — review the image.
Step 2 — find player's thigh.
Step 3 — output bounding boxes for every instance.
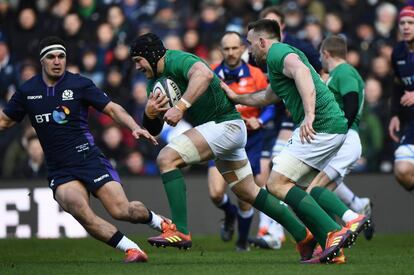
[394,145,414,175]
[215,159,258,203]
[207,162,227,199]
[323,130,362,180]
[54,180,91,218]
[95,180,130,215]
[160,127,214,170]
[195,119,248,162]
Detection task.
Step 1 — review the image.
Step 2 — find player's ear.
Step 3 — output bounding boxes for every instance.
[259,37,266,48]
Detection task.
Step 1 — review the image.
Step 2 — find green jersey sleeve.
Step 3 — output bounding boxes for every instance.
[337,68,359,97]
[267,43,296,74]
[168,53,199,81]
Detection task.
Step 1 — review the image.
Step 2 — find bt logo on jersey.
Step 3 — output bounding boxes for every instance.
[35,106,71,124]
[52,105,70,124]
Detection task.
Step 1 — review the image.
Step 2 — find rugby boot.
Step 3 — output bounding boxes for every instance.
[147,222,192,249]
[220,210,237,242]
[296,228,318,261]
[302,248,346,264]
[345,214,371,244]
[318,227,354,263]
[124,248,148,263]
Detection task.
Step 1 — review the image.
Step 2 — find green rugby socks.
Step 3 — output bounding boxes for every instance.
[253,188,307,242]
[285,186,341,247]
[161,169,189,234]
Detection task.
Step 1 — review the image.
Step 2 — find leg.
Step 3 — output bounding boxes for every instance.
[207,164,237,242]
[235,199,254,251]
[215,159,308,245]
[394,161,414,191]
[156,128,214,234]
[95,181,166,232]
[55,180,147,263]
[148,127,215,249]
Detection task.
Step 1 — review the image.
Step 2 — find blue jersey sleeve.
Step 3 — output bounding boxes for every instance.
[3,89,26,122]
[82,79,111,111]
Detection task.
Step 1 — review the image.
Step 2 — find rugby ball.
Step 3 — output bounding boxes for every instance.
[152,77,182,108]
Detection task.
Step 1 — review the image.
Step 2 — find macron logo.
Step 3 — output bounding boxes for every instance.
[93,174,109,183]
[27,95,43,100]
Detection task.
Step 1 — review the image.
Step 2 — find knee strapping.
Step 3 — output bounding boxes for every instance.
[224,163,253,189]
[167,134,201,164]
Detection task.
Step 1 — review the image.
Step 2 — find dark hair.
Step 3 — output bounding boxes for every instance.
[320,35,347,59]
[39,36,66,54]
[259,6,285,24]
[247,19,281,41]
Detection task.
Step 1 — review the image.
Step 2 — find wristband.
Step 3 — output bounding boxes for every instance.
[180,98,192,108]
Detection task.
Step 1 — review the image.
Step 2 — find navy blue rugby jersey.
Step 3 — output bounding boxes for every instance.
[3,71,110,169]
[391,41,414,144]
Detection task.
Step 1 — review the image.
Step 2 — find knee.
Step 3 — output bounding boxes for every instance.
[394,164,414,190]
[209,190,224,205]
[156,151,175,172]
[108,201,130,221]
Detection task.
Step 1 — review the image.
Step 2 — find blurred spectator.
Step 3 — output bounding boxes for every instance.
[21,134,47,178]
[18,59,38,85]
[371,56,393,99]
[324,12,346,37]
[183,29,209,60]
[2,125,36,178]
[353,23,377,76]
[198,2,225,46]
[96,22,115,70]
[119,150,158,176]
[164,34,184,50]
[0,32,18,104]
[304,20,323,50]
[107,4,132,43]
[98,124,129,168]
[102,65,130,106]
[9,7,41,62]
[42,0,73,35]
[62,13,87,65]
[282,1,305,35]
[374,2,398,44]
[80,49,104,87]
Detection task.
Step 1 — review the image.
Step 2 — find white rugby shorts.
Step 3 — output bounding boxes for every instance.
[395,144,414,164]
[323,129,362,179]
[195,119,248,161]
[272,127,346,183]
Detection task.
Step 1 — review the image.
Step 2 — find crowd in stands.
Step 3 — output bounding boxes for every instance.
[0,0,411,178]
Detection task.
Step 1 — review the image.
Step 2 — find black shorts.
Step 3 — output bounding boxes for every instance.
[47,153,121,196]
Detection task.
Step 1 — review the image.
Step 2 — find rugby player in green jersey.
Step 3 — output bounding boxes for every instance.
[307,35,373,236]
[222,19,364,263]
[130,33,329,263]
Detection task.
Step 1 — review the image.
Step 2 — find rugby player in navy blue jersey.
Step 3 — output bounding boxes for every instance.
[389,6,414,193]
[0,36,173,263]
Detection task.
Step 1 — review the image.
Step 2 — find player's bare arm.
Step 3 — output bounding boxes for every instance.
[221,82,280,107]
[283,53,316,143]
[163,61,213,126]
[103,102,158,145]
[0,111,16,130]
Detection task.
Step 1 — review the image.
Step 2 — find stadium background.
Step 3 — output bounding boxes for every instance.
[1,0,414,238]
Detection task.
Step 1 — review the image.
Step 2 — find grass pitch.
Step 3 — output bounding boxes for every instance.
[1,234,414,275]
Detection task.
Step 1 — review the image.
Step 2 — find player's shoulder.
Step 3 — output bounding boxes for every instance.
[19,74,42,93]
[65,71,94,86]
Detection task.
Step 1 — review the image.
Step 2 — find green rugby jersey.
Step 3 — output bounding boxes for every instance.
[267,43,347,134]
[147,50,240,126]
[327,63,364,132]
